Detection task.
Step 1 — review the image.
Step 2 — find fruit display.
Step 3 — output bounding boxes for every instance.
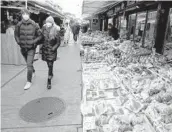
[80,31,172,132]
[80,31,113,46]
[81,36,104,45]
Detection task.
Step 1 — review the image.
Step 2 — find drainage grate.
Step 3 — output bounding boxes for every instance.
[19,97,65,123]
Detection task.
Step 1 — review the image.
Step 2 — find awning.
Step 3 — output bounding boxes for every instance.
[28,0,64,18]
[82,0,118,17]
[1,0,64,19]
[28,1,64,19]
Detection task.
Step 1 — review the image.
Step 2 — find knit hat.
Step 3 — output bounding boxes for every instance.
[46,16,54,24]
[21,8,30,15]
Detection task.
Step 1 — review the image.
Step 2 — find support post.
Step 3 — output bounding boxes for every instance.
[113,16,116,26]
[142,10,149,47]
[25,0,27,9]
[99,15,103,31]
[119,16,121,36]
[133,13,138,45]
[154,2,170,54]
[126,14,129,30]
[104,16,108,31]
[127,15,131,40]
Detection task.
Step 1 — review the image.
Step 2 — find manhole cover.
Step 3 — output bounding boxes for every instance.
[19,97,65,123]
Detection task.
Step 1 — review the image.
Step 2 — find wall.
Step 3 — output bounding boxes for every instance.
[1,34,26,65]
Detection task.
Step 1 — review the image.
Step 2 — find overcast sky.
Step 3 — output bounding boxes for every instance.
[55,0,83,18]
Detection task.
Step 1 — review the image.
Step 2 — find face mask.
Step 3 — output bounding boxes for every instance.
[46,23,53,28]
[22,14,29,21]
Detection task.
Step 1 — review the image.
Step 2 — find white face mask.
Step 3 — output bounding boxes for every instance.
[22,14,29,21]
[46,23,53,28]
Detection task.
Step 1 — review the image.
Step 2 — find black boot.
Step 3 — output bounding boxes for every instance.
[48,69,54,79]
[47,79,51,89]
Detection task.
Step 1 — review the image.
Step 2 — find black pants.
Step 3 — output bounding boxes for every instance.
[73,33,78,42]
[46,61,54,81]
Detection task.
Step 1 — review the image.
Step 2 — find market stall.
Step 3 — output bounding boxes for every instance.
[80,28,172,132]
[81,2,172,131]
[82,1,172,55]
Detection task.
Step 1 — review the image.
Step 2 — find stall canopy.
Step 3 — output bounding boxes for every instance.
[1,0,64,19]
[82,0,118,17]
[28,0,64,18]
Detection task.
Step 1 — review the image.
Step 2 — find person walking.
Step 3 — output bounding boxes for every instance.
[14,9,42,90]
[71,23,80,42]
[64,22,70,45]
[41,16,61,89]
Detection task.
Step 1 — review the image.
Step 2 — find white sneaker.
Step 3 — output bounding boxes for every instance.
[24,82,32,90]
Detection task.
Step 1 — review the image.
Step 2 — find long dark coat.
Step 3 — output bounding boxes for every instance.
[71,24,80,35]
[41,25,61,61]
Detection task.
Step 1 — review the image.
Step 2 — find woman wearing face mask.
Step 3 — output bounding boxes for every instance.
[14,9,42,90]
[41,16,61,89]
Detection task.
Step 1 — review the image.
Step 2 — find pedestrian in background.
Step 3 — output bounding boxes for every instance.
[59,24,65,46]
[41,16,61,89]
[64,22,70,45]
[71,23,80,42]
[14,9,42,90]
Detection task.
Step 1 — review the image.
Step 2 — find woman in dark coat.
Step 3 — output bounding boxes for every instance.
[41,16,61,89]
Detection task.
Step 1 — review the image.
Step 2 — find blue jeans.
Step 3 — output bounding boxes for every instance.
[21,48,35,82]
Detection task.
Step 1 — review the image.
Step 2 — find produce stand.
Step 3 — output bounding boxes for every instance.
[82,1,172,55]
[80,31,172,132]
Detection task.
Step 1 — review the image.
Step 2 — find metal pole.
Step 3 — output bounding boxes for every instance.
[133,13,138,45]
[142,10,149,47]
[127,15,131,40]
[0,6,25,9]
[25,0,27,9]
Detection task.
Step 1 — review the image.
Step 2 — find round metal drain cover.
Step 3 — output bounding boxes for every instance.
[19,97,65,123]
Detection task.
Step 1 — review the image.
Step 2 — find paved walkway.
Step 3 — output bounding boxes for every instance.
[1,40,82,132]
